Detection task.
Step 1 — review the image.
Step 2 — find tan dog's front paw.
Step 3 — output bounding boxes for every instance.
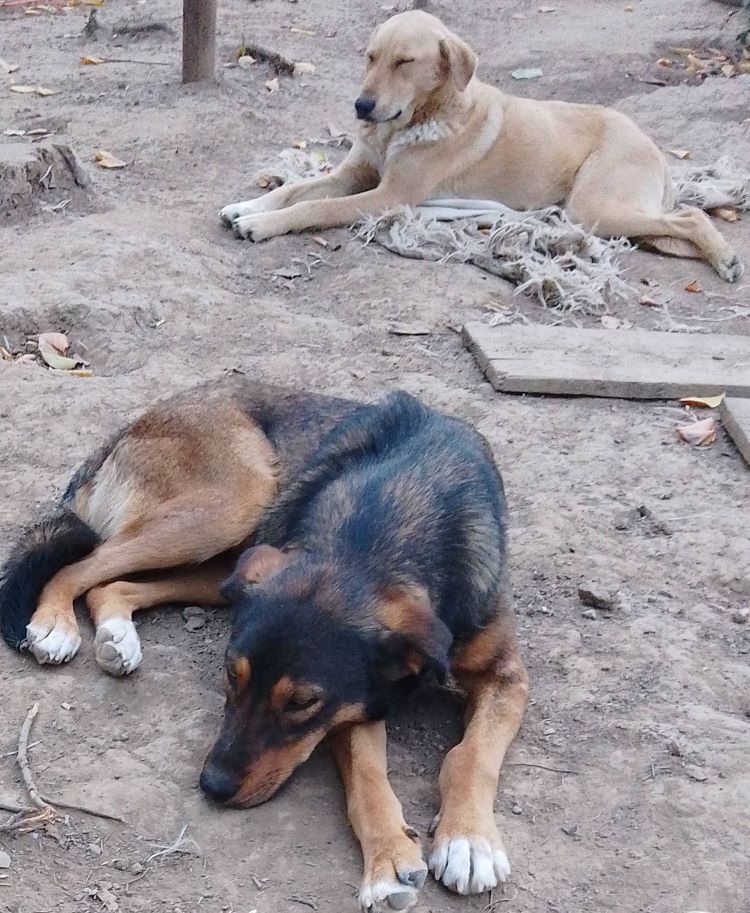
[358,828,427,912]
[715,253,744,283]
[232,213,270,242]
[429,815,510,895]
[26,615,81,665]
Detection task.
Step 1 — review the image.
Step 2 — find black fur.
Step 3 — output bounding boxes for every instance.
[0,509,100,649]
[203,392,509,806]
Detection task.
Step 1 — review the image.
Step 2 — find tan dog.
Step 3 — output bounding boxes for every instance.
[221,10,743,282]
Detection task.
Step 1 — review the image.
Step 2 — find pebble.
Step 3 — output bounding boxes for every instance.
[578,582,616,611]
[732,608,748,624]
[581,609,597,620]
[685,764,708,782]
[183,606,207,632]
[511,804,523,815]
[130,862,145,875]
[0,850,10,869]
[667,739,682,757]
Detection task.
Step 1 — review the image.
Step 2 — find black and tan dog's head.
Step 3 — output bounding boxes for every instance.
[355,11,477,125]
[199,544,451,808]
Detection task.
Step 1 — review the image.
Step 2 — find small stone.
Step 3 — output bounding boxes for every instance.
[111,732,129,743]
[685,764,708,782]
[130,863,144,875]
[732,608,749,624]
[667,739,682,757]
[581,609,597,620]
[511,804,523,815]
[182,606,206,620]
[184,616,206,632]
[112,859,128,871]
[0,850,10,869]
[578,582,616,611]
[561,824,578,837]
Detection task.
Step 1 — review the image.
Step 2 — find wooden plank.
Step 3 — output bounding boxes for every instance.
[721,398,750,466]
[182,0,218,83]
[463,323,750,400]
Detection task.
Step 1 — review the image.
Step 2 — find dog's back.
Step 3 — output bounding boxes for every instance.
[257,391,508,638]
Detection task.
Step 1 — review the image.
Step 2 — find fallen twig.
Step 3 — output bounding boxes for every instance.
[39,795,127,825]
[95,57,172,66]
[239,41,296,74]
[112,19,176,37]
[18,704,51,811]
[508,762,578,775]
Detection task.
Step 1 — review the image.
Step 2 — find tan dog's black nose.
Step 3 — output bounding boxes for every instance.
[355,96,376,119]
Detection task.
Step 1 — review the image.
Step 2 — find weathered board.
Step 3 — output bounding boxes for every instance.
[721,397,750,467]
[463,323,750,399]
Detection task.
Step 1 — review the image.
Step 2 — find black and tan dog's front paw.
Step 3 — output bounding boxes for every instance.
[429,814,510,895]
[358,829,427,912]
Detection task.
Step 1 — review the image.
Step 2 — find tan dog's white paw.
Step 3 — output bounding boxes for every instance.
[220,200,259,226]
[95,618,143,677]
[26,617,81,665]
[232,213,269,241]
[429,834,510,895]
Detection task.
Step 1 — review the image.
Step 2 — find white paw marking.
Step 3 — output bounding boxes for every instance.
[95,618,143,677]
[429,836,510,895]
[359,878,419,912]
[26,619,81,665]
[232,213,264,241]
[220,198,268,226]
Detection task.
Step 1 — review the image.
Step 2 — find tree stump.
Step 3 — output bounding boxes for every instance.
[0,142,91,219]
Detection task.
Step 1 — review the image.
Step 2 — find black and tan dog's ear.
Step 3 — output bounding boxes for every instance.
[438,34,477,91]
[375,585,452,682]
[220,545,291,600]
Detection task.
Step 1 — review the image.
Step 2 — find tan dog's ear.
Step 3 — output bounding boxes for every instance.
[438,34,477,91]
[220,545,292,601]
[375,585,452,682]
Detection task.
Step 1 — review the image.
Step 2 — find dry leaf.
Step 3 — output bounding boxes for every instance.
[293,61,316,75]
[237,55,255,69]
[10,84,58,96]
[80,55,106,65]
[676,417,716,447]
[720,63,735,78]
[684,279,702,293]
[265,77,279,93]
[600,315,633,330]
[94,150,127,169]
[16,353,37,365]
[388,321,431,336]
[668,149,691,160]
[709,207,738,222]
[679,394,725,409]
[38,333,80,371]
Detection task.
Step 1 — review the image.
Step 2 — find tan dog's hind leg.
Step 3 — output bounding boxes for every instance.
[330,721,428,912]
[429,615,528,895]
[567,139,744,282]
[86,558,231,677]
[26,489,269,667]
[220,151,379,226]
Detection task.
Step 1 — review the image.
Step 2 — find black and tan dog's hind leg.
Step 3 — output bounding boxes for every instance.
[85,558,232,676]
[25,489,271,675]
[429,612,528,895]
[331,721,428,912]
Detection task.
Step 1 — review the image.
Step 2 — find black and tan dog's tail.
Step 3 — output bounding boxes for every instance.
[0,508,99,650]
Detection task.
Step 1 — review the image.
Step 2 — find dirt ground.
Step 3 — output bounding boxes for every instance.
[2,1,750,912]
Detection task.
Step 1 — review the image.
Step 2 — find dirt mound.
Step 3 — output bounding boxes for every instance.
[0,142,91,220]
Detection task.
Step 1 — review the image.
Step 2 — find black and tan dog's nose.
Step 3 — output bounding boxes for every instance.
[199,765,237,804]
[354,96,376,119]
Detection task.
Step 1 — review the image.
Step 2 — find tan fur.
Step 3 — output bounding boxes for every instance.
[27,401,279,649]
[222,10,743,282]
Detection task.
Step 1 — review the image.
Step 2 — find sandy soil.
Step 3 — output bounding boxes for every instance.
[1,1,749,912]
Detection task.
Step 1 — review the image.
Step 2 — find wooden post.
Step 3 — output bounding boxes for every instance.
[182,0,218,83]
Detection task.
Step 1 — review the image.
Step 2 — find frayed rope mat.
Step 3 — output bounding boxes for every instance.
[257,148,750,315]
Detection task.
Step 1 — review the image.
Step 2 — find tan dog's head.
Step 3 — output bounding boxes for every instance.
[355,11,477,126]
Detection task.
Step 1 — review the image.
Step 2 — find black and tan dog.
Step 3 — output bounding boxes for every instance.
[0,381,527,911]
